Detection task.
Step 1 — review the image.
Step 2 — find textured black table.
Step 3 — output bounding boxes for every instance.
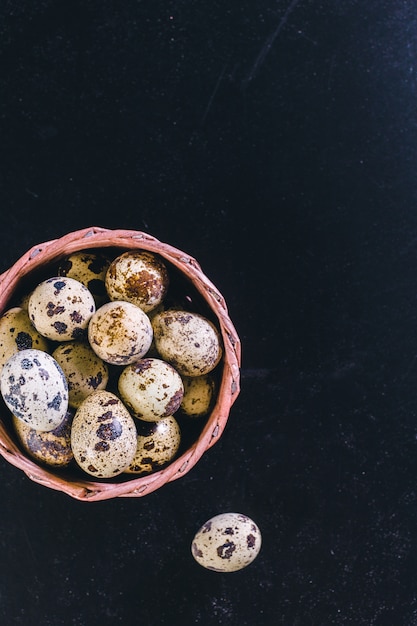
[1,2,417,624]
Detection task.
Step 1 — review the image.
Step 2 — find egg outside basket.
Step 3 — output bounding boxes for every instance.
[0,226,241,501]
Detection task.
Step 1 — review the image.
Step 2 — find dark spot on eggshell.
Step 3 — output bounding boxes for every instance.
[53,280,67,294]
[21,358,33,370]
[47,302,65,317]
[87,371,103,390]
[143,441,155,451]
[247,534,256,549]
[47,392,63,411]
[164,389,183,416]
[131,359,153,374]
[192,543,203,558]
[94,441,110,452]
[223,527,234,535]
[38,368,49,380]
[71,327,86,340]
[217,541,236,559]
[70,311,83,324]
[88,257,108,275]
[15,332,33,350]
[202,521,212,533]
[103,397,118,406]
[96,419,123,441]
[3,394,24,417]
[53,321,68,334]
[88,464,98,473]
[97,410,113,422]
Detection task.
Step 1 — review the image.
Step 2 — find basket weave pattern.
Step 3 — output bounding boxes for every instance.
[0,227,241,501]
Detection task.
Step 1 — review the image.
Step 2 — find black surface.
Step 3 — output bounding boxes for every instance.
[1,1,417,624]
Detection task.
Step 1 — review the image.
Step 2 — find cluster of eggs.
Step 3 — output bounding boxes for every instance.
[0,249,223,479]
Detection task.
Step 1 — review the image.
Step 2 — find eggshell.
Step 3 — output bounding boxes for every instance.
[0,307,50,372]
[88,301,153,365]
[52,341,109,408]
[180,374,216,418]
[124,415,181,474]
[58,251,111,307]
[105,250,169,313]
[152,309,223,376]
[71,390,137,478]
[0,349,69,431]
[191,513,262,572]
[28,276,96,341]
[118,357,184,421]
[12,408,74,468]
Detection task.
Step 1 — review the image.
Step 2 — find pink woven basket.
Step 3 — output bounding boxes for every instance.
[0,227,241,501]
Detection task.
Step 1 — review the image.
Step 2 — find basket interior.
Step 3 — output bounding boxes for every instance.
[0,228,241,500]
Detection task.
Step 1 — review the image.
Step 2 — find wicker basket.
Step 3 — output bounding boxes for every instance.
[0,227,241,501]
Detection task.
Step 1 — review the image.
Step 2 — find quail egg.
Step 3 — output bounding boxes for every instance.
[12,408,74,468]
[180,374,216,418]
[118,357,184,421]
[152,309,223,376]
[71,390,137,478]
[105,250,169,313]
[124,415,181,474]
[52,341,109,408]
[0,307,50,372]
[88,301,153,365]
[28,276,96,341]
[191,512,262,572]
[58,251,111,307]
[0,348,69,431]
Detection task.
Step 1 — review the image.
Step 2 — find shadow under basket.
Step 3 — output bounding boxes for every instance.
[0,227,241,501]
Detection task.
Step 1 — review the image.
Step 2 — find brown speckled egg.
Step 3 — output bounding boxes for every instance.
[28,276,96,341]
[152,309,223,376]
[52,341,109,408]
[12,408,74,468]
[180,374,216,418]
[58,251,111,307]
[0,307,50,372]
[105,250,169,313]
[71,390,137,478]
[118,357,184,421]
[88,301,153,365]
[191,513,262,572]
[124,415,181,474]
[0,349,69,431]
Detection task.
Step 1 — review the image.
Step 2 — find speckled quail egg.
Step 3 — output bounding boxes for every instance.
[0,307,50,372]
[152,309,223,376]
[12,408,74,468]
[58,251,111,307]
[124,415,181,474]
[180,374,216,418]
[191,513,262,572]
[105,250,169,313]
[52,342,109,409]
[71,390,137,478]
[0,349,69,431]
[118,357,184,421]
[88,301,153,365]
[28,276,96,341]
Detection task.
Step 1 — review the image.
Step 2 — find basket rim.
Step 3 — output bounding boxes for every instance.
[0,226,241,501]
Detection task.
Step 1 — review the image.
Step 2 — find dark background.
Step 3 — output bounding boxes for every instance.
[1,1,417,624]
